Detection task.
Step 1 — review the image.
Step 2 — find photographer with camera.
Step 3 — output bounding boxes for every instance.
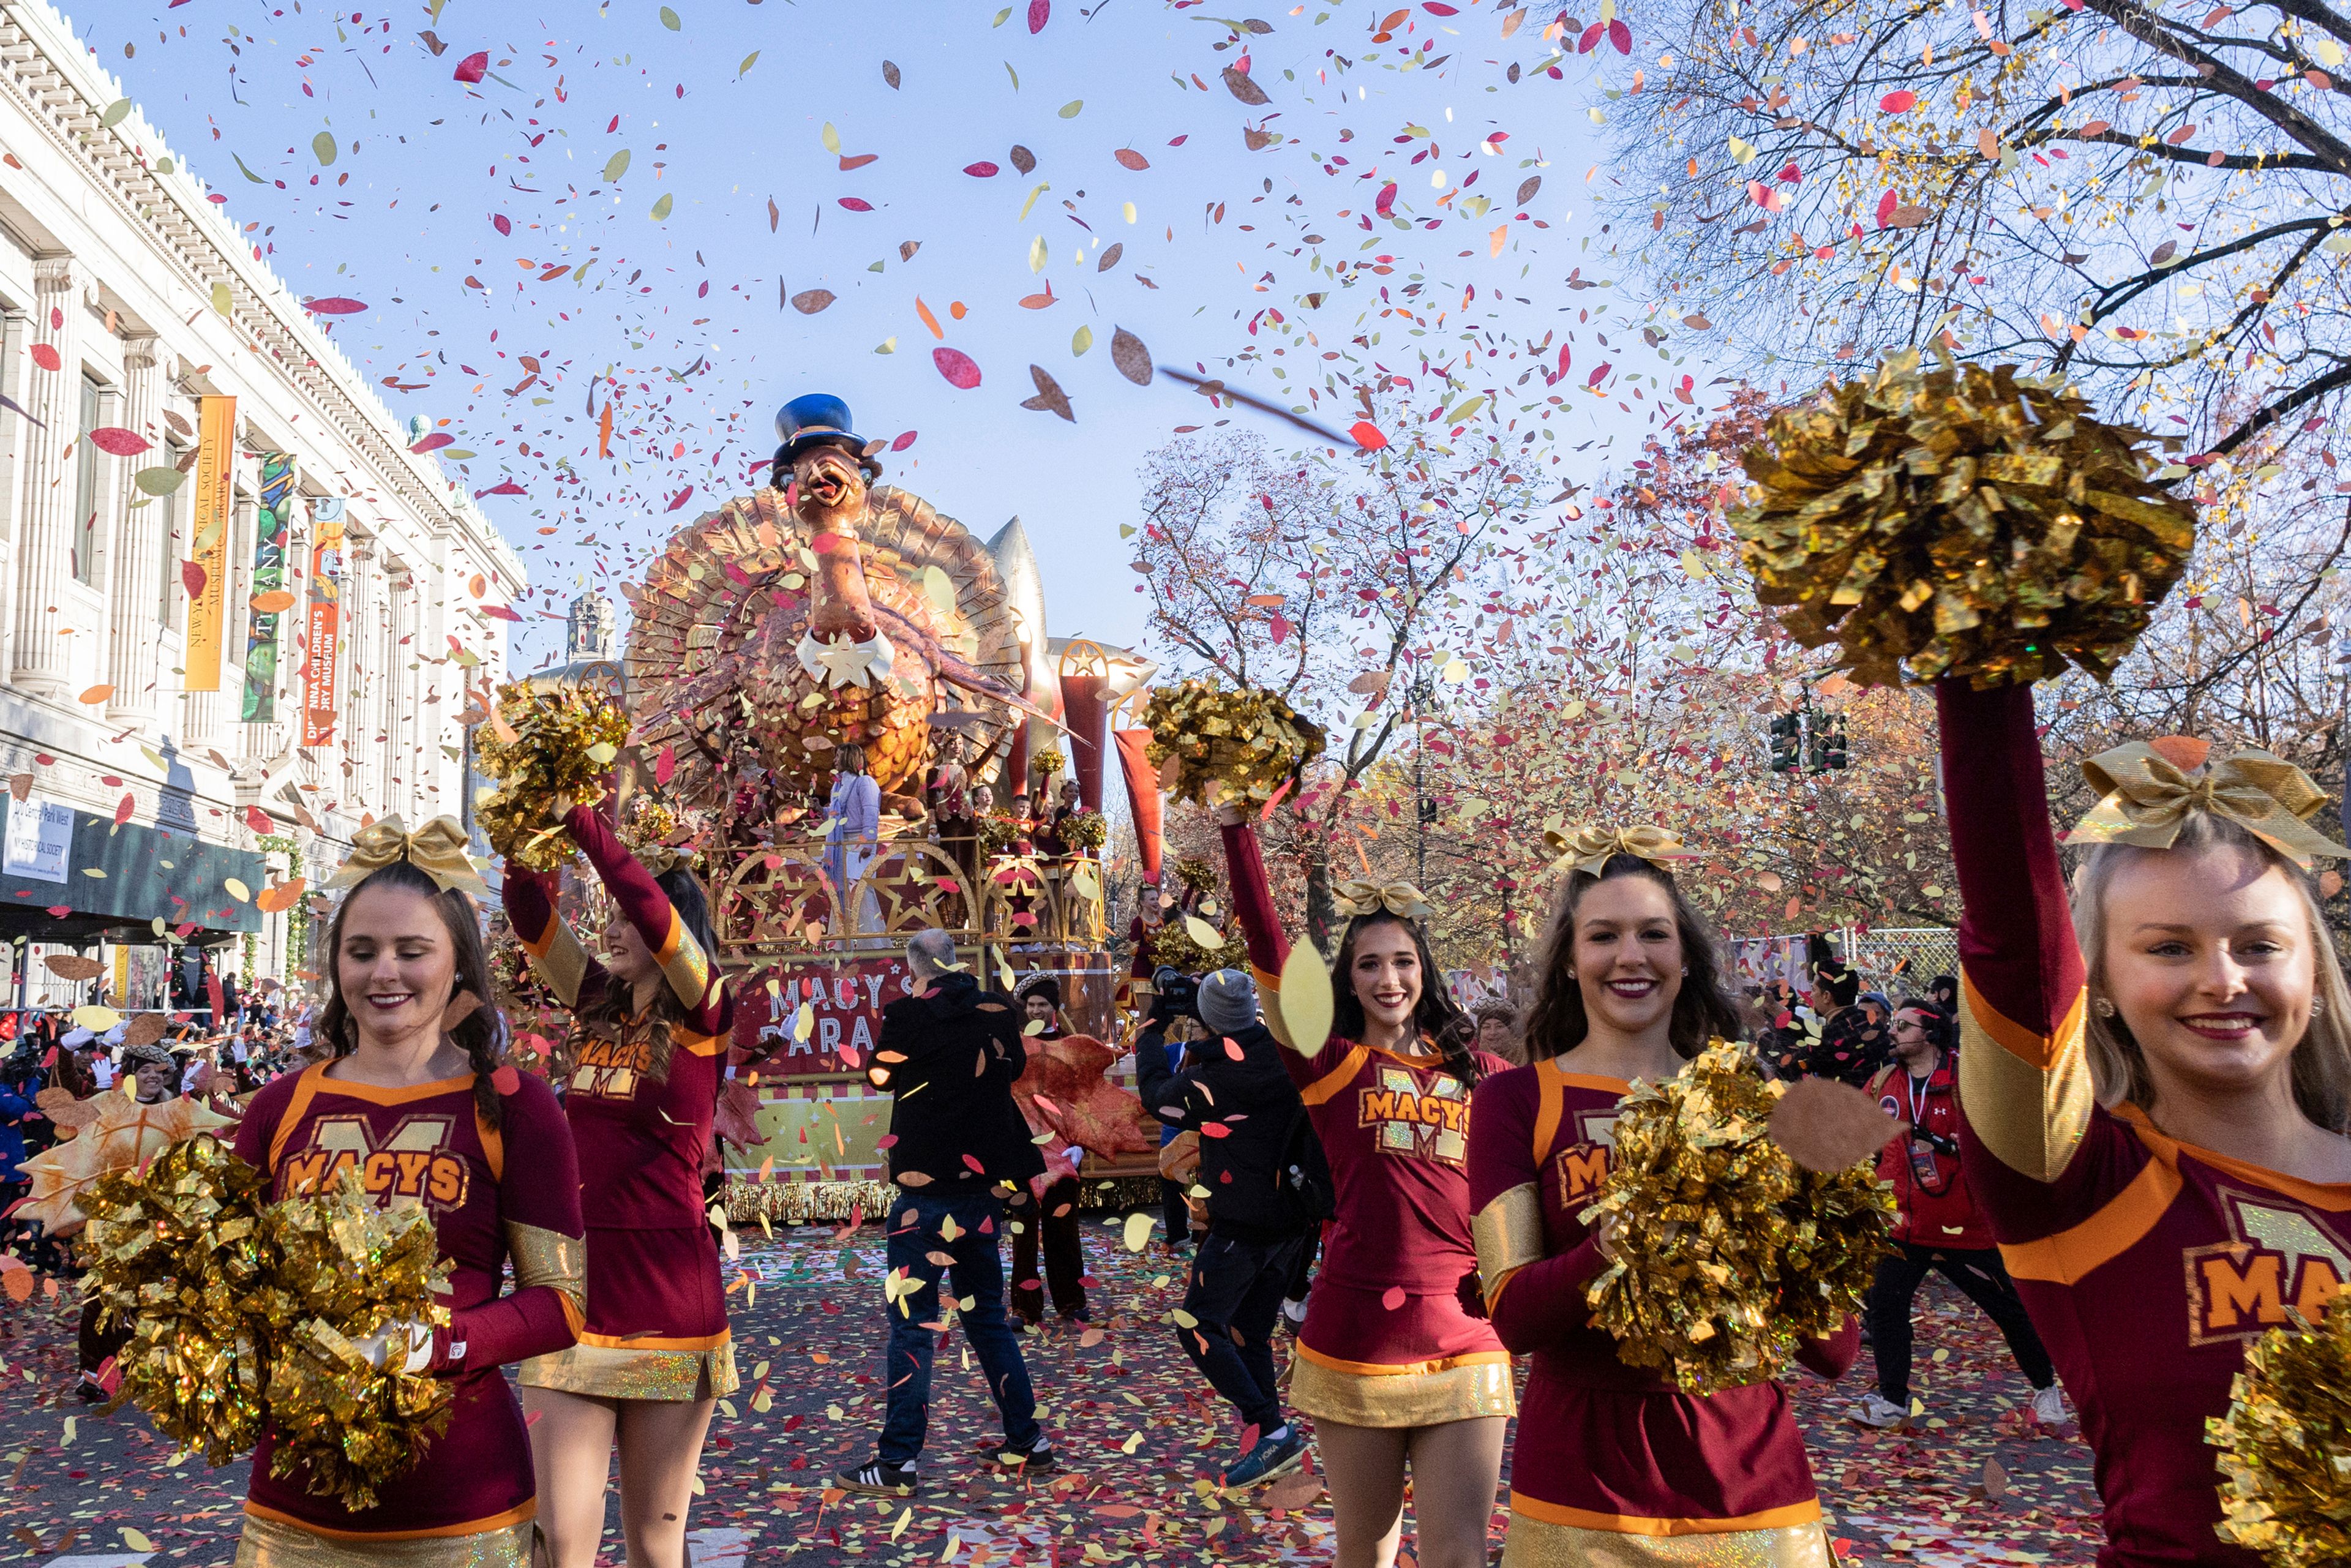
[1854,1001,2064,1430]
[1136,966,1330,1494]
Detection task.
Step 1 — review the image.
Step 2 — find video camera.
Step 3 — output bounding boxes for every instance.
[1149,966,1200,1026]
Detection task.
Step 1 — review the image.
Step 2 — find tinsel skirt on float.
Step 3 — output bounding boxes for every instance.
[1499,1372,1834,1568]
[1287,1280,1515,1428]
[519,1225,738,1401]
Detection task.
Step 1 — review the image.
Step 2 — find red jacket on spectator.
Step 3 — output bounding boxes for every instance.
[1867,1054,1992,1250]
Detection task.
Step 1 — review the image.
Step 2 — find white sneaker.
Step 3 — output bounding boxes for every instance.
[2030,1384,2068,1425]
[1851,1392,1910,1428]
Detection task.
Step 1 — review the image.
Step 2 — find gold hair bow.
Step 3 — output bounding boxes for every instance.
[2071,742,2350,871]
[637,844,697,877]
[324,816,491,898]
[1332,880,1433,920]
[1543,823,1695,877]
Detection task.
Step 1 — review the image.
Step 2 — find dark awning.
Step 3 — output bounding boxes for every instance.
[0,797,264,942]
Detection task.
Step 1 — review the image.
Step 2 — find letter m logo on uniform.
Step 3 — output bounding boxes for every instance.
[280,1115,469,1210]
[1359,1067,1470,1166]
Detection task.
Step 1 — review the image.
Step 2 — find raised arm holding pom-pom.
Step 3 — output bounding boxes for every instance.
[1213,799,1511,1568]
[1937,678,2351,1568]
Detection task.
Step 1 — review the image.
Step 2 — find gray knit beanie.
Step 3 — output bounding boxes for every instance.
[1198,969,1259,1035]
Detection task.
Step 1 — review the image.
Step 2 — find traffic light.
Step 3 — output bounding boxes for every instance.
[1818,713,1850,771]
[1768,713,1801,773]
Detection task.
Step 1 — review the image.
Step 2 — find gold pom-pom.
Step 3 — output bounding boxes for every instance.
[78,1135,277,1464]
[978,811,1020,855]
[1030,745,1068,779]
[474,683,634,871]
[1060,809,1108,853]
[1143,679,1327,807]
[1731,349,2196,689]
[2209,1307,2351,1568]
[1580,1041,1893,1392]
[261,1172,454,1513]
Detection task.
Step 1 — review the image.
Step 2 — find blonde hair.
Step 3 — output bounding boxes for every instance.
[2071,809,2351,1132]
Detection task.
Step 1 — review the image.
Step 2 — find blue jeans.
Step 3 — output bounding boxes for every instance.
[877,1188,1041,1465]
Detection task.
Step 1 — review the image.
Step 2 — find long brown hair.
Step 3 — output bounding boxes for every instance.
[1523,853,1744,1062]
[317,860,505,1129]
[568,865,721,1088]
[2072,811,2351,1132]
[1329,911,1479,1089]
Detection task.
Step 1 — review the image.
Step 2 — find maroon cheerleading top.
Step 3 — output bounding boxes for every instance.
[234,1065,585,1540]
[503,804,733,1232]
[1940,679,2351,1568]
[1468,1058,1854,1537]
[1220,820,1509,1298]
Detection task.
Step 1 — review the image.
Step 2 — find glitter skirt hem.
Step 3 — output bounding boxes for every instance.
[517,1340,738,1400]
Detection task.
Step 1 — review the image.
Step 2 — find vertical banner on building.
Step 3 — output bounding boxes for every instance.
[184,396,237,692]
[301,499,345,746]
[242,454,295,722]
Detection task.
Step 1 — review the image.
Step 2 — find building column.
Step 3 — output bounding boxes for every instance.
[340,539,375,816]
[384,566,411,822]
[105,335,162,729]
[11,257,77,699]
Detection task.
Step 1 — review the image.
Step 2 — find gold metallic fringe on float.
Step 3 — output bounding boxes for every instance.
[474,683,634,872]
[261,1174,455,1513]
[1580,1041,1892,1394]
[1730,348,2196,689]
[1144,680,1327,807]
[2208,1305,2351,1568]
[722,1180,902,1225]
[79,1135,277,1464]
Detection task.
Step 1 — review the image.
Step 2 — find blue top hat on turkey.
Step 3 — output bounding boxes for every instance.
[771,392,872,487]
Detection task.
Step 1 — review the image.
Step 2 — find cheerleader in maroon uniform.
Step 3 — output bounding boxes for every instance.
[233,819,585,1568]
[503,802,736,1568]
[1464,829,1858,1567]
[1938,682,2351,1567]
[1217,806,1511,1568]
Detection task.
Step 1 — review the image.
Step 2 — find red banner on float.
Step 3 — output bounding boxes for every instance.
[732,956,918,1076]
[1112,727,1163,887]
[301,517,344,747]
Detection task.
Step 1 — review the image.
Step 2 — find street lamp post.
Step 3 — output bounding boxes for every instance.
[1410,672,1436,889]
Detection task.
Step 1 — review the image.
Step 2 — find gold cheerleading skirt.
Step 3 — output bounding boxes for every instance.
[517,1337,738,1401]
[235,1514,536,1568]
[1501,1503,1835,1568]
[1288,1278,1516,1428]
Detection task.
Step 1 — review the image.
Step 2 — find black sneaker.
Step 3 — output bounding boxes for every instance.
[996,1438,1057,1474]
[835,1459,918,1497]
[1223,1428,1308,1492]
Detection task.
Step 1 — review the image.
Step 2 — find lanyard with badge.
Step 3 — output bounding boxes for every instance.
[1905,1070,1951,1193]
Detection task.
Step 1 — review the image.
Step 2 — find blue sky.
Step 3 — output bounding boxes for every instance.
[80,0,1700,673]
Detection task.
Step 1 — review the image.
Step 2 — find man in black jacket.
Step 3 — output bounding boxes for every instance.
[1136,968,1319,1493]
[837,929,1054,1498]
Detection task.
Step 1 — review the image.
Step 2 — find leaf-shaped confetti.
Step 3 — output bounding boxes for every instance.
[1278,938,1334,1057]
[1058,100,1084,118]
[882,60,901,89]
[88,428,149,456]
[1010,144,1038,176]
[659,5,682,27]
[1222,67,1270,106]
[1029,0,1051,30]
[1517,175,1542,205]
[1098,242,1123,271]
[1115,149,1150,171]
[1110,327,1153,386]
[1880,89,1918,112]
[137,467,185,497]
[304,296,367,316]
[603,149,631,181]
[28,343,59,372]
[964,161,1000,178]
[1020,364,1075,422]
[650,193,674,220]
[453,51,488,84]
[791,289,837,315]
[411,432,454,452]
[252,590,296,615]
[932,347,983,389]
[100,99,132,129]
[312,131,337,167]
[1348,420,1389,451]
